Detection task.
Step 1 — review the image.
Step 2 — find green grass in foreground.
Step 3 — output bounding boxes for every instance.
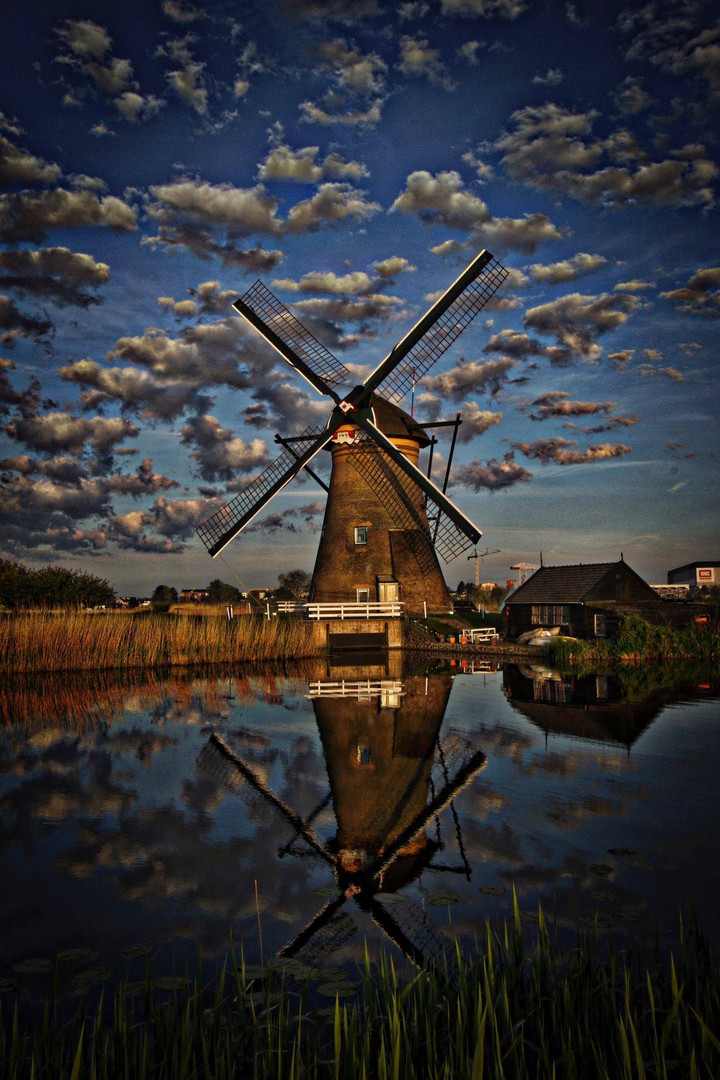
[2,901,720,1079]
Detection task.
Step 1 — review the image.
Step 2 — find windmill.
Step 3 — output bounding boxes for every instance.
[195,250,508,614]
[197,673,486,981]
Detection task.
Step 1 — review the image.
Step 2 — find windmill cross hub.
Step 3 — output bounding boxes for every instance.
[195,249,508,612]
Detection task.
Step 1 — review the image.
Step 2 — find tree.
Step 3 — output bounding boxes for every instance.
[151,584,178,613]
[206,578,242,604]
[0,559,115,609]
[277,569,311,599]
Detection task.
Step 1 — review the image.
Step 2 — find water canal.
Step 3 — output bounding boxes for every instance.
[1,656,719,997]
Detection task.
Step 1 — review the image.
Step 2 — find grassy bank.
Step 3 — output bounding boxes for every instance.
[2,904,719,1079]
[0,611,320,674]
[544,613,719,670]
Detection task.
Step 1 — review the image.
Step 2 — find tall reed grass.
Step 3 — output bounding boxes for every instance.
[544,613,719,670]
[2,902,719,1079]
[0,611,320,674]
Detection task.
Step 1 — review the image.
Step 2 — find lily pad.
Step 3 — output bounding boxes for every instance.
[122,944,153,959]
[57,948,96,963]
[0,979,17,993]
[519,911,539,924]
[268,958,306,975]
[591,890,615,902]
[589,864,613,876]
[245,991,282,1006]
[479,884,506,896]
[375,892,404,905]
[317,981,360,997]
[12,958,53,974]
[67,968,111,992]
[238,964,267,981]
[153,975,191,991]
[581,913,614,929]
[607,848,637,857]
[314,886,340,899]
[124,981,149,999]
[427,892,459,906]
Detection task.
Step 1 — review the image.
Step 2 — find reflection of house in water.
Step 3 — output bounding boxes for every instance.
[502,665,664,749]
[198,665,486,978]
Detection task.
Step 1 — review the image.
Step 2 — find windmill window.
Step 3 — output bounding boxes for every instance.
[356,588,370,603]
[354,526,367,545]
[356,746,372,766]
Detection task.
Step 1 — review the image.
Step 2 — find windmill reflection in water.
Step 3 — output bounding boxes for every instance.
[197,670,486,985]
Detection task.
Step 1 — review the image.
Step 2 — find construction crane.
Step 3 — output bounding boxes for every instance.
[510,562,540,586]
[467,548,500,588]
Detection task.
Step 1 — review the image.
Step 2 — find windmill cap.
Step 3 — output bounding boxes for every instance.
[368,393,432,448]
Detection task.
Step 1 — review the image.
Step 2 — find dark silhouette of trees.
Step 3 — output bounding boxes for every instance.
[151,584,178,613]
[277,569,311,599]
[0,558,115,609]
[206,579,242,604]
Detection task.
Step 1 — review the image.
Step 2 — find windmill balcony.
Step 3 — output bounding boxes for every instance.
[305,600,403,620]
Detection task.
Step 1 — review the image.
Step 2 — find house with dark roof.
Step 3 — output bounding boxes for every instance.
[503,559,661,640]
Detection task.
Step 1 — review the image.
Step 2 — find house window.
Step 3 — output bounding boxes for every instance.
[593,613,607,638]
[357,746,372,766]
[531,604,569,625]
[354,526,367,545]
[356,588,370,603]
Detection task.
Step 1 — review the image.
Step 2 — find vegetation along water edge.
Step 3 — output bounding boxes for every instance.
[2,902,720,1079]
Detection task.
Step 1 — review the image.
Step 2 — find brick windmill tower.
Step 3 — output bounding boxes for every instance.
[196,250,508,614]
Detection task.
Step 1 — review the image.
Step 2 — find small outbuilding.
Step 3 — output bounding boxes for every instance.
[503,559,661,640]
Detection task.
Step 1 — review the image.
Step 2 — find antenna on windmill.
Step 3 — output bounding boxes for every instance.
[195,249,509,613]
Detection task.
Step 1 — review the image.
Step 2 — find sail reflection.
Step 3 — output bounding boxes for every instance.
[198,664,486,979]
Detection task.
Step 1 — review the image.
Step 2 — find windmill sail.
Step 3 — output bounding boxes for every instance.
[346,436,478,564]
[235,281,352,397]
[196,424,332,557]
[197,250,507,562]
[351,412,482,549]
[364,252,509,404]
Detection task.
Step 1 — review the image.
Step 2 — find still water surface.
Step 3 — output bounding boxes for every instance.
[1,657,719,993]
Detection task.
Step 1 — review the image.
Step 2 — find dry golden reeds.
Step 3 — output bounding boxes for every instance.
[0,611,320,674]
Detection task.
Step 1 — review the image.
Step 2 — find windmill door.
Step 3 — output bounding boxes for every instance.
[377,579,399,604]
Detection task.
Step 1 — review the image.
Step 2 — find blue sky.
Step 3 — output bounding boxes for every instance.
[0,0,718,595]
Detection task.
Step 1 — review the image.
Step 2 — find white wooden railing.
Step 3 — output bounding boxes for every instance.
[275,601,306,613]
[308,679,404,698]
[305,601,403,620]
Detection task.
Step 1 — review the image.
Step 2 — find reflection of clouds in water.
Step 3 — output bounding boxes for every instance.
[519,750,637,780]
[468,723,536,763]
[461,786,510,821]
[543,793,627,831]
[0,753,135,858]
[56,802,326,935]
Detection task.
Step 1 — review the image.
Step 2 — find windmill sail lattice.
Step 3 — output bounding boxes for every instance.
[369,255,509,405]
[196,249,508,568]
[235,280,351,393]
[196,425,328,556]
[346,434,478,564]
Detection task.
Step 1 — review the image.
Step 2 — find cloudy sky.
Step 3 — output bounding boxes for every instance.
[0,0,718,595]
